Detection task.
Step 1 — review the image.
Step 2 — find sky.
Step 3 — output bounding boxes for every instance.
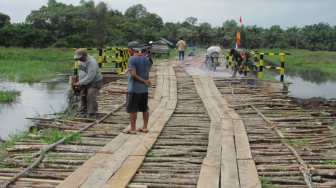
[0,0,336,29]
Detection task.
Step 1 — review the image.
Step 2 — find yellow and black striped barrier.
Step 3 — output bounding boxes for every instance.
[251,52,290,82]
[71,47,130,76]
[226,50,290,82]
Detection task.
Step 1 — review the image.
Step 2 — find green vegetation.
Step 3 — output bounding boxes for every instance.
[260,176,276,188]
[0,90,20,103]
[0,47,73,82]
[23,156,32,163]
[0,126,32,150]
[288,137,310,147]
[324,158,336,165]
[1,2,335,52]
[40,127,82,144]
[250,48,336,80]
[0,163,16,168]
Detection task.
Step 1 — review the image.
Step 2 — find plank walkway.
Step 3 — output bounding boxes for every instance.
[57,66,177,188]
[5,55,335,188]
[56,57,261,188]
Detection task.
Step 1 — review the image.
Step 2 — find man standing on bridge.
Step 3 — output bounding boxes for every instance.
[229,48,256,78]
[176,37,186,61]
[73,48,103,119]
[123,41,152,134]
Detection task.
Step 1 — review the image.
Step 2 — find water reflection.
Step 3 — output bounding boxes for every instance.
[0,75,71,140]
[263,60,336,99]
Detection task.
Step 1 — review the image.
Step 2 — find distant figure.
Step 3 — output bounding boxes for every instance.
[123,41,152,134]
[188,48,195,56]
[175,37,186,61]
[229,48,256,78]
[73,48,103,119]
[217,42,221,47]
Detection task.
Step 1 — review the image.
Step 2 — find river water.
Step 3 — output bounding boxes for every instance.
[267,67,336,100]
[0,74,71,140]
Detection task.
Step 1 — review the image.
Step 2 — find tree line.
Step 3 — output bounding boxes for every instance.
[0,0,335,51]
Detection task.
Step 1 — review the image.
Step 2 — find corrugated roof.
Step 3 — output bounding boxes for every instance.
[159,37,173,46]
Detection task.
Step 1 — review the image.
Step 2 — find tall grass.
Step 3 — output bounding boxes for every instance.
[0,47,74,83]
[253,48,336,79]
[0,90,20,103]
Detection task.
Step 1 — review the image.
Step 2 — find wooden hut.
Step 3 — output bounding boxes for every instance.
[151,37,173,57]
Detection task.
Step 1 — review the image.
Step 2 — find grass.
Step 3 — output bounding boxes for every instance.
[0,47,74,83]
[40,127,82,144]
[260,175,275,188]
[0,163,16,168]
[324,159,336,165]
[288,137,310,147]
[0,90,20,103]
[252,48,336,80]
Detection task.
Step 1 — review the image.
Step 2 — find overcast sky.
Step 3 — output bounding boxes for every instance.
[1,0,335,29]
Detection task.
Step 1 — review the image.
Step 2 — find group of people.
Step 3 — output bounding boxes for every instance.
[72,39,255,134]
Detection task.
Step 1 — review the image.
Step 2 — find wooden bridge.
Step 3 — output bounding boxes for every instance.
[1,55,335,188]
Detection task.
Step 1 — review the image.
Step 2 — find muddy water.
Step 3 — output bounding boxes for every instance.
[0,75,71,140]
[267,68,336,100]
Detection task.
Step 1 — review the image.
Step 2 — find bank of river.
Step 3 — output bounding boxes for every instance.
[0,74,71,140]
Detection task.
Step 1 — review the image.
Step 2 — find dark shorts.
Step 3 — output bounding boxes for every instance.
[126,93,149,113]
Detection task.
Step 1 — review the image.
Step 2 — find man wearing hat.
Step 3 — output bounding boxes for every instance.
[73,48,103,119]
[123,41,152,134]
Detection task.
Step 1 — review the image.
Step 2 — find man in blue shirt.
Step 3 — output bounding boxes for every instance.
[123,41,152,134]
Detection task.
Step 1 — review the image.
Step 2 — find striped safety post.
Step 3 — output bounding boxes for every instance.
[226,51,229,69]
[281,55,285,82]
[74,60,78,77]
[103,49,107,68]
[98,49,103,72]
[259,54,264,79]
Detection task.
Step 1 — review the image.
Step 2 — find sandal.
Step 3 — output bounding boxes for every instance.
[122,130,137,134]
[138,129,149,133]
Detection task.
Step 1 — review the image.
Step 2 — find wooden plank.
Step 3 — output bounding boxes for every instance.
[206,76,222,97]
[56,154,111,188]
[197,158,220,188]
[78,98,169,187]
[80,134,145,188]
[168,67,175,76]
[233,120,253,160]
[103,156,145,188]
[197,121,221,188]
[221,131,239,188]
[130,122,165,156]
[193,78,207,99]
[169,76,177,100]
[208,96,231,119]
[206,122,221,159]
[238,159,261,188]
[154,75,163,100]
[166,99,177,110]
[202,98,221,123]
[199,76,214,97]
[224,105,241,119]
[222,118,234,136]
[162,76,170,98]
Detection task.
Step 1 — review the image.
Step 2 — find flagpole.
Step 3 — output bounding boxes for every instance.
[236,16,242,49]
